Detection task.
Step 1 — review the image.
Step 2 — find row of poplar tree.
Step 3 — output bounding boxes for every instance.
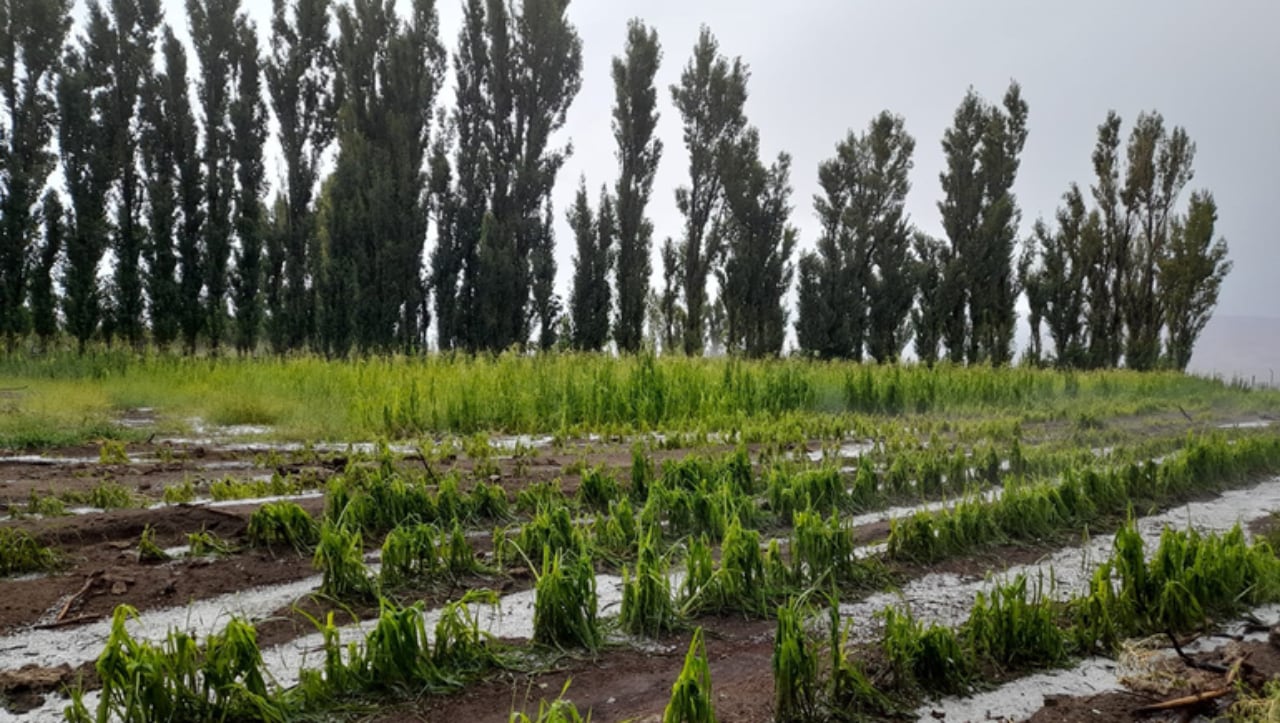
[0,0,1230,370]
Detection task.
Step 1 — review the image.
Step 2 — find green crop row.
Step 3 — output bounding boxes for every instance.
[887,432,1280,562]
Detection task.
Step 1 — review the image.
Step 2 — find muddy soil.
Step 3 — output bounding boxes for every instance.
[4,416,1279,722]
[375,616,778,723]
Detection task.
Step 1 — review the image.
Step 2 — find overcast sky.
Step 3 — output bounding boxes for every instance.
[134,0,1279,321]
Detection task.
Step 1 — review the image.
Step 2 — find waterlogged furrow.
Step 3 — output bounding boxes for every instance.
[845,486,1004,530]
[258,574,628,689]
[0,575,322,671]
[839,475,1280,638]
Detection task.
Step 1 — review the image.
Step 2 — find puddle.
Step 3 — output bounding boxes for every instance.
[1218,420,1273,429]
[0,454,155,466]
[807,440,876,463]
[113,407,158,429]
[845,487,1004,531]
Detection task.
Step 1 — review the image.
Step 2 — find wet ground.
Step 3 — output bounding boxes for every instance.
[3,413,1280,722]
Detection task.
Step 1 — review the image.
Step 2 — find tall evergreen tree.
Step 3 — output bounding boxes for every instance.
[329,0,443,352]
[567,181,613,351]
[431,0,487,351]
[656,238,683,353]
[717,129,794,357]
[170,32,205,354]
[910,233,947,366]
[88,0,160,349]
[859,113,916,363]
[59,48,112,353]
[230,17,267,353]
[426,114,460,351]
[265,0,334,352]
[529,198,559,350]
[262,192,287,350]
[670,26,747,355]
[797,111,914,362]
[1083,112,1127,368]
[1022,185,1091,367]
[796,150,857,359]
[0,0,69,346]
[937,91,984,363]
[1119,112,1194,370]
[610,19,661,354]
[31,190,62,346]
[937,82,1028,365]
[140,27,187,348]
[188,0,239,353]
[474,0,582,350]
[1160,191,1230,371]
[972,83,1028,365]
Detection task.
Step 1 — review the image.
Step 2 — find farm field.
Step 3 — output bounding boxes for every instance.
[3,354,1280,721]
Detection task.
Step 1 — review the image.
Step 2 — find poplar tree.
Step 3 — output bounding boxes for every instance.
[1119,112,1194,370]
[670,26,747,355]
[59,48,112,353]
[568,181,614,351]
[140,28,188,348]
[717,129,794,358]
[797,111,914,362]
[796,151,857,359]
[1022,185,1091,367]
[31,191,62,346]
[656,238,683,353]
[610,19,661,353]
[475,0,582,350]
[171,31,205,354]
[188,0,239,353]
[529,198,559,350]
[329,0,444,352]
[0,0,70,346]
[1160,191,1230,371]
[937,82,1027,365]
[860,113,916,363]
[910,233,948,366]
[1083,112,1127,368]
[265,0,334,352]
[230,17,267,353]
[431,0,487,351]
[88,0,160,349]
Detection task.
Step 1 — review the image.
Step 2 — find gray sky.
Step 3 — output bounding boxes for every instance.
[139,0,1279,320]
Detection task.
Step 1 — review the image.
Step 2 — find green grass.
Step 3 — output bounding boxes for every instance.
[2,351,1275,445]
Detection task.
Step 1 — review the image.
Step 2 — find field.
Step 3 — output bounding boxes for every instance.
[3,353,1280,721]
